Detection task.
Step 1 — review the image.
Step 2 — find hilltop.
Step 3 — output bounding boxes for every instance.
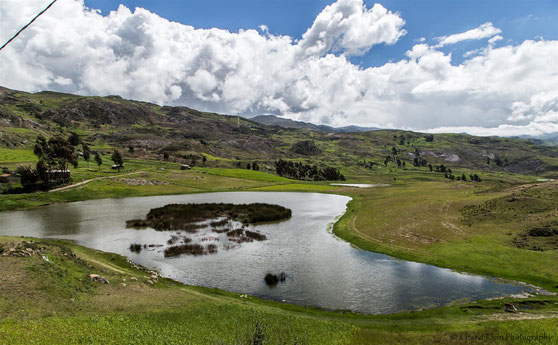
[2,86,558,177]
[250,114,379,133]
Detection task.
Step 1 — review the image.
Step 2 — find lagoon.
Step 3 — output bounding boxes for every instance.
[0,191,528,314]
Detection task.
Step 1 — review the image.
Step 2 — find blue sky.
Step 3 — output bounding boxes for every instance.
[83,0,558,67]
[2,0,557,135]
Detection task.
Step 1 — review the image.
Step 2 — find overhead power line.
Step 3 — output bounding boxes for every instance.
[0,0,58,52]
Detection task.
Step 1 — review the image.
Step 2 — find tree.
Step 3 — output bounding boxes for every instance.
[391,146,398,155]
[82,144,91,168]
[202,155,207,166]
[461,174,467,181]
[274,159,344,181]
[128,146,135,153]
[33,135,48,159]
[68,132,81,146]
[47,135,78,171]
[425,134,434,142]
[36,160,49,185]
[94,152,103,171]
[111,150,123,172]
[246,162,252,170]
[252,161,259,171]
[16,166,38,191]
[163,152,169,161]
[191,157,197,167]
[429,163,433,172]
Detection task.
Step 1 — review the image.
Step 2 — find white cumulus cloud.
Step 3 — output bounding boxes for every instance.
[0,0,557,136]
[436,22,502,47]
[298,0,406,56]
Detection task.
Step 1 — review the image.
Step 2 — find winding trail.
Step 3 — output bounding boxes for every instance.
[49,171,145,193]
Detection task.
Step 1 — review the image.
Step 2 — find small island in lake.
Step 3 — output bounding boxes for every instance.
[127,203,292,230]
[126,203,292,257]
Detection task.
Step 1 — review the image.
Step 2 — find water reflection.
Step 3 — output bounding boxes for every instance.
[0,192,528,314]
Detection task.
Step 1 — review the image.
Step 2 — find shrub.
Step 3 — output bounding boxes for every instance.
[129,243,142,253]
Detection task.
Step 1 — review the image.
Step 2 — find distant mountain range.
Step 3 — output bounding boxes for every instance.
[513,134,558,147]
[250,115,380,133]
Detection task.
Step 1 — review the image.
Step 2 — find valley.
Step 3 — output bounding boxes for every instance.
[1,87,558,344]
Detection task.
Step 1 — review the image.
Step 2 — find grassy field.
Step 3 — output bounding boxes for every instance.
[1,236,557,345]
[2,155,558,343]
[333,178,558,292]
[0,152,348,211]
[0,147,36,166]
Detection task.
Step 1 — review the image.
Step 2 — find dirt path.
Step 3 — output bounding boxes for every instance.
[86,258,128,275]
[49,171,144,192]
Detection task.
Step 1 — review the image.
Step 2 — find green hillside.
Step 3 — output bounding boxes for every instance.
[2,86,558,178]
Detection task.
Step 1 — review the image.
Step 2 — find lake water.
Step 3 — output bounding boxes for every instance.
[0,192,529,314]
[330,183,390,188]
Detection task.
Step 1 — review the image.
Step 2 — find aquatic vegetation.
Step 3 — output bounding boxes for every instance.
[164,243,218,257]
[264,272,287,286]
[227,228,267,243]
[127,203,292,231]
[129,243,142,253]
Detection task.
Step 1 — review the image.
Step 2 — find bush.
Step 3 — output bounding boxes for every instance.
[264,272,287,286]
[291,140,321,156]
[274,159,345,181]
[129,243,142,253]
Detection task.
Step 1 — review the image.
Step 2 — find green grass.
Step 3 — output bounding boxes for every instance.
[0,166,294,211]
[197,167,292,182]
[333,179,558,292]
[0,147,36,165]
[0,306,357,345]
[250,183,338,192]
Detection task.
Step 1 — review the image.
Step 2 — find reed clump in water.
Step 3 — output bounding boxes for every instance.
[127,203,291,231]
[164,243,218,257]
[264,272,287,286]
[129,243,142,253]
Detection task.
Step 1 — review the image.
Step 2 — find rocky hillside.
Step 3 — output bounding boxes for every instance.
[1,86,558,177]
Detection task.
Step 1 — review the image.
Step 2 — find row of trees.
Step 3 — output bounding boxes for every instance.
[13,133,122,192]
[17,134,83,191]
[274,159,345,181]
[443,172,482,182]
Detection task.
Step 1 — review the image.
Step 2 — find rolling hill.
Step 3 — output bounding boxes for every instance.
[2,86,558,177]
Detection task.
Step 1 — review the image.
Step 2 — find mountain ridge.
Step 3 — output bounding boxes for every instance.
[1,86,558,177]
[250,114,380,133]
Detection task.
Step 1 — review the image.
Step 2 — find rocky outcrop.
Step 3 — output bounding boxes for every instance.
[0,241,43,257]
[89,274,110,284]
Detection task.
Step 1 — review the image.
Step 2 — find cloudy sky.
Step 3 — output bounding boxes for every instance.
[1,0,557,136]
